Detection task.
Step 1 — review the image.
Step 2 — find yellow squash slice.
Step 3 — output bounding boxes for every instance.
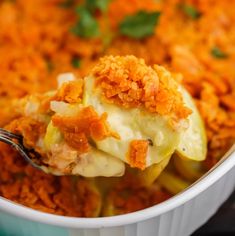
[176,87,207,161]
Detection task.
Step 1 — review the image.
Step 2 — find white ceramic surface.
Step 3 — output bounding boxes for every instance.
[0,148,234,236]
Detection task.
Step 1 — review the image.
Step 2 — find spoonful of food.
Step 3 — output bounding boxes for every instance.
[0,55,207,181]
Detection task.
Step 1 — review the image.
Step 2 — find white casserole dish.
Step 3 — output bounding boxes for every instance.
[0,147,234,236]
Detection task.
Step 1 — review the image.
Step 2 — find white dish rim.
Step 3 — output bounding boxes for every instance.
[0,148,234,229]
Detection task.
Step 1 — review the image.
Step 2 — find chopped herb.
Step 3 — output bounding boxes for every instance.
[59,0,75,8]
[85,0,111,13]
[71,6,100,38]
[71,57,81,68]
[181,4,201,19]
[211,47,228,59]
[69,0,111,40]
[119,11,161,39]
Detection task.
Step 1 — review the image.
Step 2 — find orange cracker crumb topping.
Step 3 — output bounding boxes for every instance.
[128,140,148,170]
[53,79,84,104]
[5,116,46,149]
[51,106,113,153]
[93,55,191,122]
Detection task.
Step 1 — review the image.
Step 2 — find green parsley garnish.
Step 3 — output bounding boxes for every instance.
[71,57,81,68]
[68,0,111,40]
[119,11,161,39]
[211,47,228,59]
[70,6,100,38]
[181,4,201,19]
[85,0,111,13]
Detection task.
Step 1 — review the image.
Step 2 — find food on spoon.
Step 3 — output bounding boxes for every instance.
[176,87,207,161]
[84,56,191,171]
[5,55,207,179]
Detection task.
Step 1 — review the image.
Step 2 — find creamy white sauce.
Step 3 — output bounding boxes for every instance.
[41,74,197,177]
[83,76,182,167]
[72,148,125,177]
